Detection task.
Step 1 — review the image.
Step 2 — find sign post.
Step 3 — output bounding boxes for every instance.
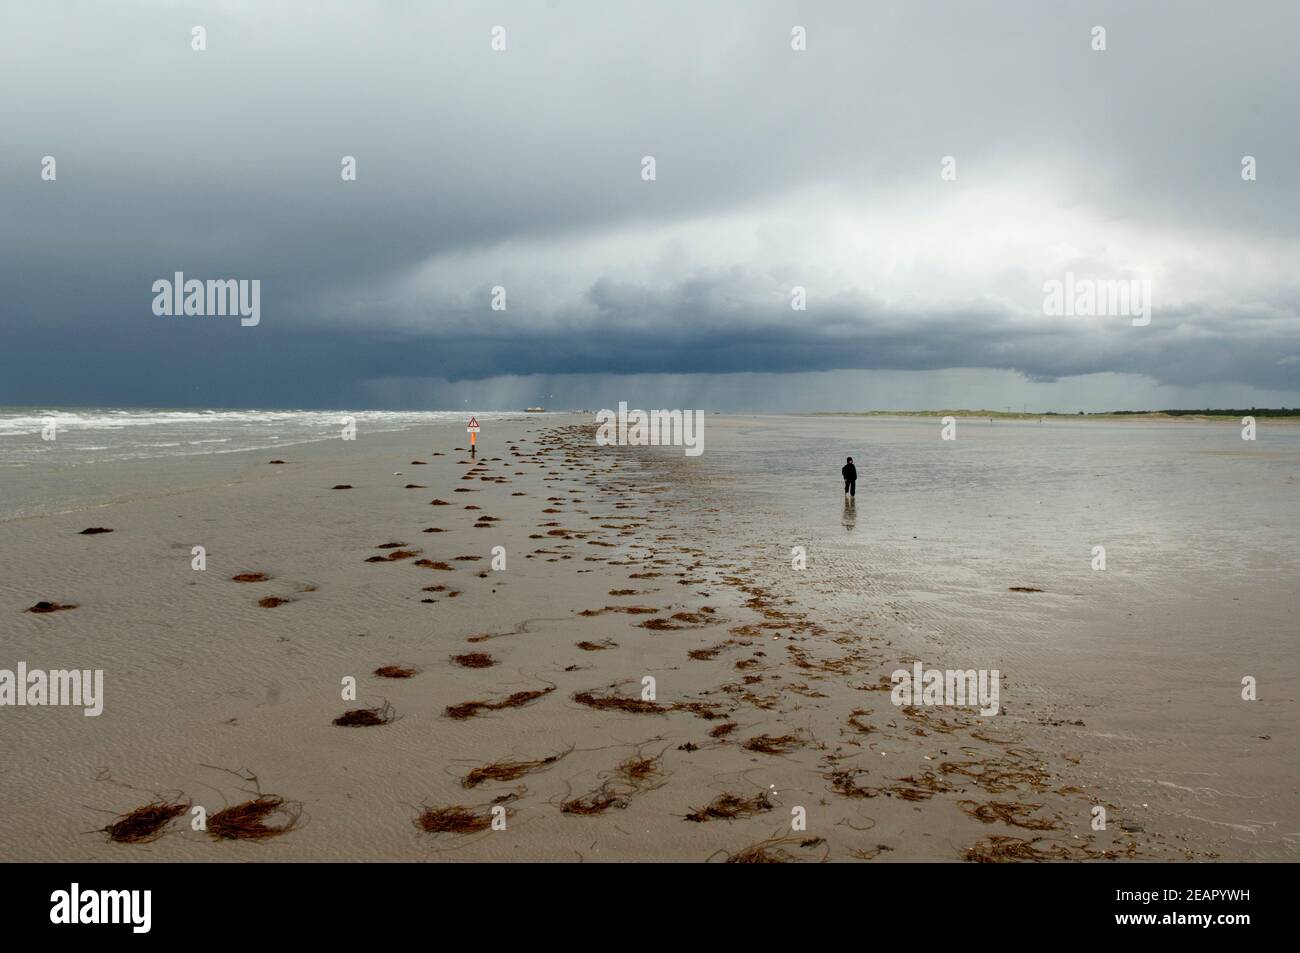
[466,416,480,456]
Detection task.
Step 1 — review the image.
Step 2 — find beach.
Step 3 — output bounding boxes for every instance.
[1,413,1296,861]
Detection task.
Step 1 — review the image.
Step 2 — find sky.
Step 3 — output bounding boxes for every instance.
[2,0,1299,412]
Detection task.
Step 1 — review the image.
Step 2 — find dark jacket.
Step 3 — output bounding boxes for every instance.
[842,462,857,482]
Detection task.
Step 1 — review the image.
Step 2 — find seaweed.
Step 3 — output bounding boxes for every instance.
[713,834,826,864]
[963,835,1071,863]
[957,800,1060,831]
[444,685,556,720]
[208,796,301,841]
[685,792,773,822]
[365,548,420,562]
[414,805,501,834]
[332,701,395,727]
[742,733,801,755]
[826,768,881,800]
[939,758,1050,793]
[451,652,496,668]
[572,688,668,715]
[26,601,78,613]
[461,748,571,788]
[102,799,190,844]
[560,746,667,815]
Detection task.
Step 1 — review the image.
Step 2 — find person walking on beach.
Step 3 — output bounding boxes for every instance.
[842,456,857,499]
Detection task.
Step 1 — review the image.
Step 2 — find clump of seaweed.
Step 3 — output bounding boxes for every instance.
[79,527,113,535]
[560,746,667,815]
[578,605,659,617]
[576,639,617,651]
[208,796,301,840]
[461,748,572,788]
[849,844,895,861]
[673,700,727,720]
[685,792,773,822]
[102,799,190,844]
[331,484,353,490]
[826,768,881,800]
[888,771,954,801]
[414,805,500,834]
[572,688,668,714]
[713,834,826,864]
[847,709,874,734]
[561,790,628,815]
[451,652,496,668]
[444,685,556,720]
[939,758,1050,793]
[332,701,395,727]
[26,601,78,613]
[958,800,1060,831]
[708,722,739,738]
[231,572,269,583]
[964,835,1072,863]
[742,733,801,755]
[365,549,420,563]
[374,665,417,678]
[640,618,684,631]
[618,754,661,783]
[257,596,293,608]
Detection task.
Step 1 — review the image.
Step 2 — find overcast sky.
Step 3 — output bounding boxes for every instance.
[3,0,1299,411]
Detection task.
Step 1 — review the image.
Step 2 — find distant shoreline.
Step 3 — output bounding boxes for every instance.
[811,409,1300,422]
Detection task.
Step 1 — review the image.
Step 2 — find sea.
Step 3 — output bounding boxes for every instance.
[0,407,517,521]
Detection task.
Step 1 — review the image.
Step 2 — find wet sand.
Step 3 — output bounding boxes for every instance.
[1,415,1292,861]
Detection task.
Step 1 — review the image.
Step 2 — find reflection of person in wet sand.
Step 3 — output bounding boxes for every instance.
[841,456,856,499]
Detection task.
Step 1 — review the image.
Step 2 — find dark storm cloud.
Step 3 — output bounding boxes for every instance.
[2,0,1298,407]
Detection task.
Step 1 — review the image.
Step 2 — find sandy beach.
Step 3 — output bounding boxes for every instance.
[2,413,1296,862]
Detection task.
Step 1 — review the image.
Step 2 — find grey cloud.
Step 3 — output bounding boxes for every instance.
[2,0,1299,409]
